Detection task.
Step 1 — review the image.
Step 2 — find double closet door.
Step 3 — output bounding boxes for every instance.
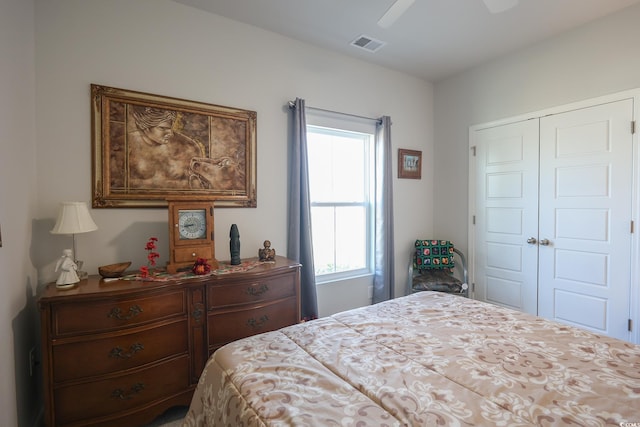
[472,98,634,341]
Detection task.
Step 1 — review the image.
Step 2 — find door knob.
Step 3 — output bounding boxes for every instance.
[526,237,537,244]
[539,239,550,246]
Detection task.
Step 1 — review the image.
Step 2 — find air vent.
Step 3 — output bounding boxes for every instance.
[351,35,386,53]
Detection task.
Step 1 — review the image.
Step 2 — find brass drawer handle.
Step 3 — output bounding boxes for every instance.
[109,343,144,359]
[192,303,204,322]
[247,315,269,329]
[108,305,143,321]
[111,382,145,400]
[246,283,269,297]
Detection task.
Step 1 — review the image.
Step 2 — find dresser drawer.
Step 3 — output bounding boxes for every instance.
[52,319,188,382]
[208,271,297,307]
[51,290,186,337]
[53,355,190,426]
[208,296,298,348]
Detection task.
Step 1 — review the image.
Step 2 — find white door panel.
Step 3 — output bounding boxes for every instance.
[538,99,633,341]
[555,165,610,197]
[555,208,608,241]
[473,119,539,314]
[554,291,608,330]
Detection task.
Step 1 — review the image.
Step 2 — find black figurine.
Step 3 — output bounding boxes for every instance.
[229,224,241,265]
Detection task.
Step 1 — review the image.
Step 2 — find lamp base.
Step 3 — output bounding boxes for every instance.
[56,282,78,290]
[75,260,88,280]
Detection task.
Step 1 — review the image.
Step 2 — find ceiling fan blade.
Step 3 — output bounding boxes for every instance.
[483,0,519,14]
[377,0,416,28]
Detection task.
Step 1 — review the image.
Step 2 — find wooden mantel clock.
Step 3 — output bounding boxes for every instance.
[166,198,219,274]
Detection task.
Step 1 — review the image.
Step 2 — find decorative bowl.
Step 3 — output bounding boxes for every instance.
[98,262,132,278]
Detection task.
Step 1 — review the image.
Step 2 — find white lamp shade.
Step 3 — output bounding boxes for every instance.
[50,202,98,235]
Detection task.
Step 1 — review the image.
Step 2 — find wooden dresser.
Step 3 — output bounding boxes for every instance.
[38,256,300,427]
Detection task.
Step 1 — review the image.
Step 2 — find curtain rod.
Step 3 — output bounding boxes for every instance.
[288,100,381,124]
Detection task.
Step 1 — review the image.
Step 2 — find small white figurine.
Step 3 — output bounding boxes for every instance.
[55,249,80,288]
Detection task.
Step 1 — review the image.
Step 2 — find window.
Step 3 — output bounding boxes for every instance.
[306,112,376,282]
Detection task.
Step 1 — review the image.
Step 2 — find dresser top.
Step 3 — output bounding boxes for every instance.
[39,256,300,304]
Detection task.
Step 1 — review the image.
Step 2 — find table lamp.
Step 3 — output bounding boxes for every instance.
[50,201,98,280]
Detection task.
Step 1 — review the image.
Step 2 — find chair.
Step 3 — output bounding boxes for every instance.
[408,240,468,296]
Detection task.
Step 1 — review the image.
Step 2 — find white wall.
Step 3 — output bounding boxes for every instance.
[433,2,640,257]
[0,0,39,425]
[34,0,433,316]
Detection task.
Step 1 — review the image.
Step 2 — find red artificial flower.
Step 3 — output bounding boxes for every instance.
[192,257,211,275]
[140,237,160,276]
[147,252,160,266]
[140,266,149,278]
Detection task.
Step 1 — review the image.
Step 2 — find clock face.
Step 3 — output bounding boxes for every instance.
[178,209,207,240]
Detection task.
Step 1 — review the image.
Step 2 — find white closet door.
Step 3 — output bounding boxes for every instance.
[473,119,540,314]
[538,99,633,341]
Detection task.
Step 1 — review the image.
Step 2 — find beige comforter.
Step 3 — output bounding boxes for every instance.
[183,292,640,426]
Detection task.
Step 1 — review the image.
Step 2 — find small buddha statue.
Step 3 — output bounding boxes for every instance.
[258,240,276,262]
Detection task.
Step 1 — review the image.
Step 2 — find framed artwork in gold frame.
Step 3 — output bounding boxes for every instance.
[91,84,257,208]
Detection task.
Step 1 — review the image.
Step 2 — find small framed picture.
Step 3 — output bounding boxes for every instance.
[398,149,422,179]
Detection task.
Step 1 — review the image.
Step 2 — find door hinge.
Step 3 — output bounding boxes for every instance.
[629,318,633,332]
[632,121,636,134]
[471,146,476,156]
[631,220,635,234]
[472,215,476,225]
[471,282,475,292]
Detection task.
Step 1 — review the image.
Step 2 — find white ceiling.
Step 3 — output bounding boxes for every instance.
[171,0,640,82]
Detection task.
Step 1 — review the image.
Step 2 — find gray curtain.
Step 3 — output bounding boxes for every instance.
[287,98,319,320]
[372,116,395,303]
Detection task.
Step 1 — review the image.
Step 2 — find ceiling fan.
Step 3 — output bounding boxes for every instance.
[377,0,520,28]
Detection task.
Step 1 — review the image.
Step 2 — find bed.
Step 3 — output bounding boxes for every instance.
[182,291,640,426]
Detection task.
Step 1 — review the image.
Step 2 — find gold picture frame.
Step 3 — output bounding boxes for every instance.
[398,149,422,179]
[91,84,257,208]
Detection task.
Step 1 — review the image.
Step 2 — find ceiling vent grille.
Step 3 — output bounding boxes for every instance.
[351,35,386,53]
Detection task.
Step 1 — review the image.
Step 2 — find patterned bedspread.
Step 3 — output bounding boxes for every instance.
[183,292,640,426]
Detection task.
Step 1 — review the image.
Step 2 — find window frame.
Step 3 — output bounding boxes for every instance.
[306,114,376,284]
